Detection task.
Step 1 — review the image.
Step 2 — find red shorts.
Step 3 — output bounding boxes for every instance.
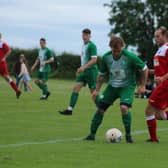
[0,61,9,76]
[149,80,168,110]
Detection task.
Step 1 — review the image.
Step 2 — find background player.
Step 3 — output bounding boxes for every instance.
[145,26,168,142]
[59,28,98,115]
[84,35,148,143]
[31,38,54,100]
[0,32,21,98]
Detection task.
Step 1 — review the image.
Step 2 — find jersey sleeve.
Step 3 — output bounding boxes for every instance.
[122,49,147,70]
[99,55,108,75]
[47,49,54,60]
[90,43,97,58]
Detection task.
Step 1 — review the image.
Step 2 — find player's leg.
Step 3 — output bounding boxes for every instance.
[145,83,167,142]
[84,85,117,141]
[59,82,84,115]
[88,69,99,106]
[2,74,21,98]
[59,72,86,115]
[119,86,135,143]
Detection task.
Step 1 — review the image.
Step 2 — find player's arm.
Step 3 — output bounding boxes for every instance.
[92,56,108,100]
[138,66,148,94]
[31,58,40,72]
[155,73,168,84]
[77,43,97,74]
[77,57,97,74]
[0,43,11,62]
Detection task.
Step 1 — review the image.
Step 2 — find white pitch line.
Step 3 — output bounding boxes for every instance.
[0,128,168,148]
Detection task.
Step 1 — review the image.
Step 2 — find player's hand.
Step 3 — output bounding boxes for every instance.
[41,61,46,66]
[76,66,85,75]
[155,76,165,84]
[137,85,146,95]
[92,90,99,100]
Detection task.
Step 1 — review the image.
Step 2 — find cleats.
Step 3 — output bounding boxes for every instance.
[146,139,159,143]
[83,135,95,141]
[40,92,50,100]
[16,91,21,99]
[59,109,72,115]
[126,135,134,143]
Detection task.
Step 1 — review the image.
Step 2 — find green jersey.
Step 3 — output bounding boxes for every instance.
[38,47,54,72]
[81,41,97,70]
[100,48,146,87]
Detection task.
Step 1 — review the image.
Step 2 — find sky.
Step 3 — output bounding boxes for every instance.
[0,0,112,55]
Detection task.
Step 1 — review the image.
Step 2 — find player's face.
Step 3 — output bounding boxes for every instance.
[40,40,46,49]
[82,33,91,43]
[111,47,122,59]
[154,30,166,46]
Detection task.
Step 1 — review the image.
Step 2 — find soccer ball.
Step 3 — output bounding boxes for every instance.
[105,128,122,143]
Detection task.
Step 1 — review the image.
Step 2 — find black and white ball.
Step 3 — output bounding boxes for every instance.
[105,128,122,143]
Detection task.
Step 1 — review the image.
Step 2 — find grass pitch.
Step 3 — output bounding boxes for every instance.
[0,78,168,168]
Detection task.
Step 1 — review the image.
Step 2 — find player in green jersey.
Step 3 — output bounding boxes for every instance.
[84,35,148,143]
[59,28,98,115]
[31,38,54,100]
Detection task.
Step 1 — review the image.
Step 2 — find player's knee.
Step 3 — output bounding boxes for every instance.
[120,105,129,115]
[145,104,154,116]
[155,113,163,120]
[72,84,81,93]
[34,79,39,84]
[97,101,110,113]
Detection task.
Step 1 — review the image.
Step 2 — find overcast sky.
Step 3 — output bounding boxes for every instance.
[0,0,112,55]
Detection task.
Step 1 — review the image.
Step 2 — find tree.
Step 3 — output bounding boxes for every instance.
[105,0,168,68]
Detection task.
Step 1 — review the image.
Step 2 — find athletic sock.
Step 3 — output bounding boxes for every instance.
[36,83,45,95]
[90,112,104,138]
[94,95,99,106]
[43,84,48,95]
[69,92,79,109]
[146,115,158,141]
[122,112,131,137]
[9,80,19,93]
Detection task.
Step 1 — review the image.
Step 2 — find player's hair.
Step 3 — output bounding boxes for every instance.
[40,38,46,42]
[82,28,91,34]
[157,26,168,38]
[109,34,125,49]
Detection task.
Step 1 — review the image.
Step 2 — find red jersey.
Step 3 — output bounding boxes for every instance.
[0,41,10,61]
[154,43,168,77]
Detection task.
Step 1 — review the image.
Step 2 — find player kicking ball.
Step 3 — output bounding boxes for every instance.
[59,28,98,115]
[84,35,148,143]
[0,33,21,98]
[31,38,54,100]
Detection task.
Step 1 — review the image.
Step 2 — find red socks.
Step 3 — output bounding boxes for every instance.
[10,80,19,93]
[146,115,158,141]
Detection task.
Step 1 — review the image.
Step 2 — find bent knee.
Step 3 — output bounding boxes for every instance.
[120,105,129,115]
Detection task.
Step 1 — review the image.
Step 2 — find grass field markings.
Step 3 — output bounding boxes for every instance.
[0,128,168,148]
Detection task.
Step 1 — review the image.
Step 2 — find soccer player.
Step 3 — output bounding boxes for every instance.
[0,32,21,98]
[84,35,148,143]
[145,26,168,142]
[31,38,54,100]
[59,28,98,115]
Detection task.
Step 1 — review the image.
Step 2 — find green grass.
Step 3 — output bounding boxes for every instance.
[0,78,168,168]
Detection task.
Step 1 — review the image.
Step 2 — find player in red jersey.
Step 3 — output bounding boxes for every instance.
[0,33,21,98]
[145,26,168,142]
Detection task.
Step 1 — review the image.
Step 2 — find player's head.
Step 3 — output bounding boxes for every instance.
[19,54,26,63]
[40,38,46,49]
[109,35,125,58]
[154,26,168,46]
[82,28,91,43]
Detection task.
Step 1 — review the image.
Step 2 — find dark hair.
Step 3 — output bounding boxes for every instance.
[109,34,125,49]
[82,28,91,34]
[157,26,168,38]
[40,38,46,42]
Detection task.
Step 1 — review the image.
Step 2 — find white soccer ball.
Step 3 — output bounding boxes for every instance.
[105,128,122,143]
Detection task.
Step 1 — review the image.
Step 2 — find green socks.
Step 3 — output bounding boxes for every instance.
[94,95,100,106]
[122,112,132,137]
[69,92,79,108]
[90,112,104,138]
[36,82,48,95]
